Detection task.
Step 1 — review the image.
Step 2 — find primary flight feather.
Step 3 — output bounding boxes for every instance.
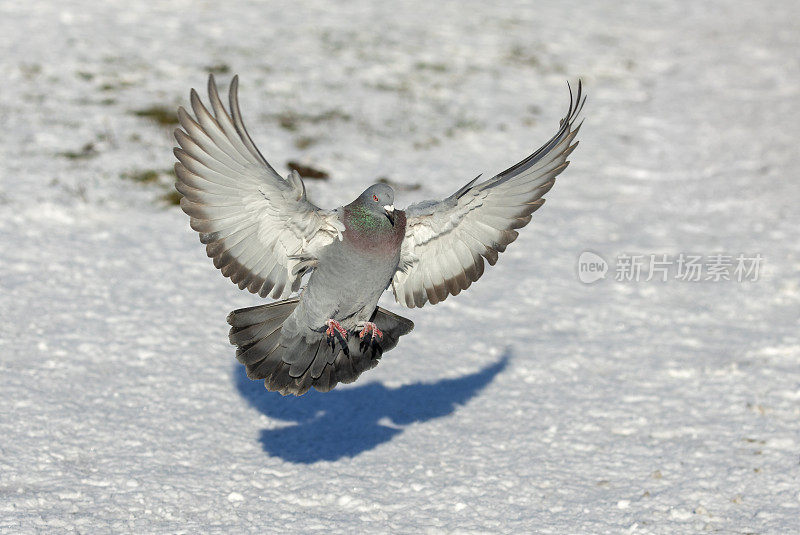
[174,75,585,395]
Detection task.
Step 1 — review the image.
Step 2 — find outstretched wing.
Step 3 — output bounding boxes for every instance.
[392,81,585,308]
[174,75,344,299]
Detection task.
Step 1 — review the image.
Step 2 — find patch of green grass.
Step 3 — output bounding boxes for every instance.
[100,79,135,92]
[370,79,412,94]
[159,189,183,206]
[505,45,565,73]
[315,110,351,123]
[414,61,448,72]
[206,63,231,75]
[521,104,541,127]
[60,143,97,160]
[273,109,351,131]
[132,105,178,126]
[506,45,540,67]
[377,177,421,191]
[277,112,299,131]
[19,63,41,79]
[122,170,160,184]
[412,136,440,150]
[120,168,181,207]
[294,136,317,149]
[286,161,329,180]
[445,117,484,138]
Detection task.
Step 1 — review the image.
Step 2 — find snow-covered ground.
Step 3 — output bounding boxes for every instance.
[1,0,798,532]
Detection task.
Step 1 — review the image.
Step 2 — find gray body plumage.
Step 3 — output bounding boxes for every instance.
[175,75,585,395]
[285,225,398,336]
[228,186,409,395]
[260,194,407,394]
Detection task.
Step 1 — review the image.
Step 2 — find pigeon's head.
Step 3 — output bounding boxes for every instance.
[358,183,396,225]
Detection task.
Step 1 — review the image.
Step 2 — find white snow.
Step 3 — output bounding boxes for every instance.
[1,0,799,533]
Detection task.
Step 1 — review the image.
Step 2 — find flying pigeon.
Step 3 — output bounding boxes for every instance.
[174,75,585,396]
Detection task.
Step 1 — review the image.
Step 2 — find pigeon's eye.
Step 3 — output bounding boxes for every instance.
[373,195,379,202]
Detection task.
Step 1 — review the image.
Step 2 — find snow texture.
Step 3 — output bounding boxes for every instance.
[1,0,799,533]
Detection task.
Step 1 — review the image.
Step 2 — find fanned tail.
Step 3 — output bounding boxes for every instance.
[227,299,414,396]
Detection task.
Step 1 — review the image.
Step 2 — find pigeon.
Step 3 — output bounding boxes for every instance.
[174,75,585,396]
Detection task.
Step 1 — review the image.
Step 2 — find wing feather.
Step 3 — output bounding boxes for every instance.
[174,75,344,298]
[393,81,585,308]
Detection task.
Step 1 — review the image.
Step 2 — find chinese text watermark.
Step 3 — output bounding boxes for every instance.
[577,252,762,284]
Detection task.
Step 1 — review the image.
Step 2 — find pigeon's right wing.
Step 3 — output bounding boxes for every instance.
[174,75,344,299]
[392,82,585,308]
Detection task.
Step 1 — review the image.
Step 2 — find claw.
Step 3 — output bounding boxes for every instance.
[358,322,383,341]
[326,319,348,340]
[325,319,349,355]
[358,322,383,354]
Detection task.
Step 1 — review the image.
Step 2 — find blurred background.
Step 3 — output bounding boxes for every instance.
[1,0,798,533]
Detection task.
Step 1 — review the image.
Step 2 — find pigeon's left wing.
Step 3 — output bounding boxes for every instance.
[174,75,344,299]
[392,82,585,308]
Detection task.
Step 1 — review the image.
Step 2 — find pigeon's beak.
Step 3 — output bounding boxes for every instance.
[383,204,395,226]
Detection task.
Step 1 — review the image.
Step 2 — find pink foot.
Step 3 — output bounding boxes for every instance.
[359,322,383,341]
[325,319,348,341]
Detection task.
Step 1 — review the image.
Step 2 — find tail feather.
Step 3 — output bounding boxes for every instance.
[228,299,298,366]
[247,349,283,380]
[227,299,414,396]
[308,340,329,379]
[229,315,288,347]
[228,299,298,345]
[237,334,281,366]
[284,337,316,378]
[315,364,335,393]
[227,299,299,329]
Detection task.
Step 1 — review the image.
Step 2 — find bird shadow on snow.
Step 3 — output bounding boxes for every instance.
[234,352,510,463]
